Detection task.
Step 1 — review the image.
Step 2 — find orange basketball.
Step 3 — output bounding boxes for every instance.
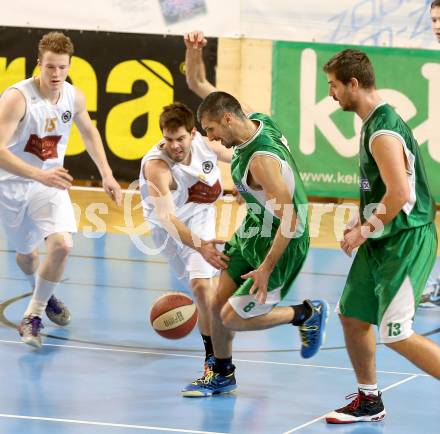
[150,292,198,339]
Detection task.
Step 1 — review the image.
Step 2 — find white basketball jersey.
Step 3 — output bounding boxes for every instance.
[139,131,223,225]
[0,77,76,181]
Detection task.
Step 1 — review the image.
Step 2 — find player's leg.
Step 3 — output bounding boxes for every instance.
[0,181,40,291]
[328,223,437,423]
[382,223,440,378]
[182,235,249,397]
[190,278,213,334]
[20,232,73,345]
[189,277,215,372]
[326,244,385,424]
[386,334,440,379]
[339,315,377,384]
[185,206,218,371]
[18,185,76,347]
[182,269,238,397]
[221,236,328,358]
[16,249,40,290]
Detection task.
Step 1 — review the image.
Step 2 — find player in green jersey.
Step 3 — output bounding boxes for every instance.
[419,0,440,307]
[181,30,329,397]
[323,49,440,424]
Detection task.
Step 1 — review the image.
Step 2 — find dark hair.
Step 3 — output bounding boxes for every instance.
[159,102,195,132]
[431,1,440,9]
[38,32,74,59]
[197,91,246,123]
[323,49,375,88]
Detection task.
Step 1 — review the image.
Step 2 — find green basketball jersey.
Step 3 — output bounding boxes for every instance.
[360,103,436,239]
[231,112,309,242]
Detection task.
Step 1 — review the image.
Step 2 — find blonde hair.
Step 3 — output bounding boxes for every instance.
[38,32,74,59]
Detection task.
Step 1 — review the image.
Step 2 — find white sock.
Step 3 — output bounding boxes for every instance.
[24,275,58,318]
[24,272,36,291]
[358,383,379,396]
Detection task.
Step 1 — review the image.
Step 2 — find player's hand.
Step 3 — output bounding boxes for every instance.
[184,30,207,50]
[343,214,360,236]
[37,167,73,190]
[198,239,229,270]
[231,185,245,205]
[340,225,366,257]
[241,263,272,304]
[102,175,123,206]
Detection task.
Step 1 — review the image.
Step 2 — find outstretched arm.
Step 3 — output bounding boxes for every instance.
[144,159,229,269]
[74,88,122,206]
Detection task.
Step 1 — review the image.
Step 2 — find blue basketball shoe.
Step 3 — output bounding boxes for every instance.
[182,369,237,397]
[203,354,216,376]
[298,299,329,358]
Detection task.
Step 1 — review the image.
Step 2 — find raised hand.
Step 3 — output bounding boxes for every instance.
[184,30,207,50]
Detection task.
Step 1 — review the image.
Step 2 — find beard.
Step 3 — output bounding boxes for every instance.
[340,99,356,112]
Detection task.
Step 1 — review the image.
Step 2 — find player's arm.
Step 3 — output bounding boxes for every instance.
[204,137,233,163]
[341,134,410,256]
[252,155,298,269]
[366,135,410,226]
[241,155,298,303]
[144,159,228,269]
[0,89,72,189]
[73,88,122,205]
[184,31,217,99]
[184,30,254,114]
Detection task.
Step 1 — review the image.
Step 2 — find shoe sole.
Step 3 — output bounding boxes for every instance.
[20,336,42,349]
[326,410,386,424]
[301,300,330,359]
[182,384,237,397]
[46,314,71,326]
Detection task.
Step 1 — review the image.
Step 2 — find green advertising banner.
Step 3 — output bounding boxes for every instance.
[272,41,440,202]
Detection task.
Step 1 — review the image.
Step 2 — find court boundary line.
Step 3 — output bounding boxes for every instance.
[0,250,351,277]
[281,374,419,434]
[0,413,227,434]
[0,339,429,377]
[0,292,438,355]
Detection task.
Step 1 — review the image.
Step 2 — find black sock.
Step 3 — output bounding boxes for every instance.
[213,357,235,376]
[201,334,213,361]
[290,301,313,326]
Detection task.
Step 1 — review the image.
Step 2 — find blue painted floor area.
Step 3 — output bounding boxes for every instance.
[0,232,438,434]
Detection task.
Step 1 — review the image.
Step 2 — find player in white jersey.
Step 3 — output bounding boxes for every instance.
[0,32,122,348]
[140,102,231,373]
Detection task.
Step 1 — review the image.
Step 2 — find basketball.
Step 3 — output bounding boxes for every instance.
[150,292,198,339]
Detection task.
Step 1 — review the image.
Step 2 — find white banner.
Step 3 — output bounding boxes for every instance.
[0,0,437,49]
[242,0,437,49]
[0,0,240,37]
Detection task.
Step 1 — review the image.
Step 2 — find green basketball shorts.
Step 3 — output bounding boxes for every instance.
[224,233,309,319]
[337,223,437,343]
